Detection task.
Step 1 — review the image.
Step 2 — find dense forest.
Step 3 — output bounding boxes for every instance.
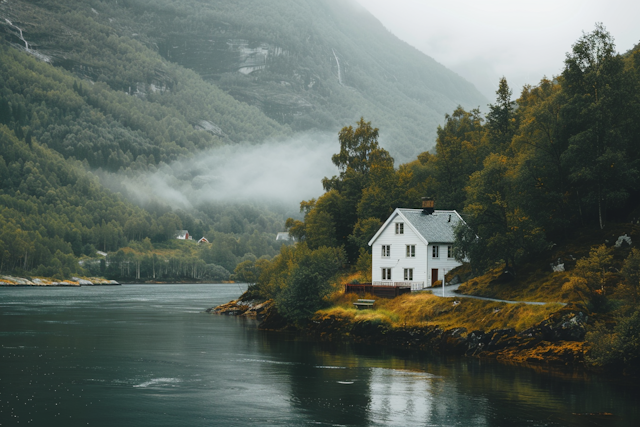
[0,27,289,280]
[237,26,640,373]
[259,24,640,274]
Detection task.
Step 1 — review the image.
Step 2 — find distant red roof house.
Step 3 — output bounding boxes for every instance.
[175,230,192,240]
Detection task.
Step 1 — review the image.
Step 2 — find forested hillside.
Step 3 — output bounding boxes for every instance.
[268,24,640,270]
[239,26,640,364]
[0,0,488,281]
[0,0,486,162]
[0,20,289,280]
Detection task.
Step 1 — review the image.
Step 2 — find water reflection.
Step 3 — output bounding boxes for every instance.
[255,331,639,427]
[1,285,638,427]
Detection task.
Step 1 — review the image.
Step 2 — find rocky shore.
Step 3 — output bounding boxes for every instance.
[0,276,120,286]
[210,299,588,368]
[206,299,273,320]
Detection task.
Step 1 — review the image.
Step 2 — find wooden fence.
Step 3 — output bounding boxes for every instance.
[344,283,412,298]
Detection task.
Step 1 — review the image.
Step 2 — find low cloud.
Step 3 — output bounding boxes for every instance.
[106,132,340,211]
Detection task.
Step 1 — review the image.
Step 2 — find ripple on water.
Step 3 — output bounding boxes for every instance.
[241,358,300,366]
[133,378,182,388]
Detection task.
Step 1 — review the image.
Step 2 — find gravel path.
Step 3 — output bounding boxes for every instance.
[430,284,562,306]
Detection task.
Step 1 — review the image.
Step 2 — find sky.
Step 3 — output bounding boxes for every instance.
[356,0,640,100]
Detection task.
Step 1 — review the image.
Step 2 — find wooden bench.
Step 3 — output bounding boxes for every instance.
[353,299,375,310]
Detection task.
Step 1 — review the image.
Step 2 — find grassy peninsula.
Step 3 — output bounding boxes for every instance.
[215,25,640,377]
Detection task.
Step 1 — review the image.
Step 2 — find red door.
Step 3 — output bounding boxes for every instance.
[431,269,439,286]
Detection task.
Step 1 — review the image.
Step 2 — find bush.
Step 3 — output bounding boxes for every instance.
[275,245,346,324]
[587,308,640,376]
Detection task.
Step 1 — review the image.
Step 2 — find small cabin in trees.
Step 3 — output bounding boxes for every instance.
[175,230,192,240]
[276,232,293,242]
[368,200,464,291]
[197,237,210,244]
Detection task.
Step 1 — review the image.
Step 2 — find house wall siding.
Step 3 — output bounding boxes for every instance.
[426,244,462,286]
[371,216,428,286]
[370,212,463,290]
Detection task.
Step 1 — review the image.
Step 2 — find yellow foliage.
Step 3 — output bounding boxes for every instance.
[324,290,561,334]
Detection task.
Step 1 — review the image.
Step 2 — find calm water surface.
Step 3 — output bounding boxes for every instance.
[1,284,638,426]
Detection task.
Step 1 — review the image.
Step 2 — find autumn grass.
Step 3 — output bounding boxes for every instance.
[457,266,573,303]
[456,223,640,303]
[323,290,562,334]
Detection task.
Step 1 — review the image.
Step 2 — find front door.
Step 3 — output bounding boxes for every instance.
[431,268,439,286]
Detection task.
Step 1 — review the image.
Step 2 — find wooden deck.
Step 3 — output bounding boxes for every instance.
[344,283,411,298]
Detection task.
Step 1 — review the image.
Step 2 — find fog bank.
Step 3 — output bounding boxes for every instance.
[110,132,340,211]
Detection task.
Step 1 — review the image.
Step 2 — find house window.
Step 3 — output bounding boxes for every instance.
[381,245,390,258]
[406,245,415,257]
[432,245,439,258]
[448,245,453,258]
[404,268,413,281]
[395,223,404,234]
[382,268,392,280]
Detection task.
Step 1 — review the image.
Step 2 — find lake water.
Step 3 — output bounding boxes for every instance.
[1,284,638,426]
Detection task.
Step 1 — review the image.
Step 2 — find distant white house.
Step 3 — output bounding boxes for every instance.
[276,232,292,242]
[368,202,464,291]
[175,230,193,240]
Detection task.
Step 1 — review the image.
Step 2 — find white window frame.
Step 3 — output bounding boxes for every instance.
[432,245,439,258]
[406,245,415,258]
[382,268,392,280]
[404,268,413,281]
[381,245,390,258]
[395,223,404,235]
[447,245,453,258]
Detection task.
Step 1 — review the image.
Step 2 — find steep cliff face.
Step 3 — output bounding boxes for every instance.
[0,0,487,161]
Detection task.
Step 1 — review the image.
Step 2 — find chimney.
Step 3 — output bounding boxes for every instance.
[421,197,434,215]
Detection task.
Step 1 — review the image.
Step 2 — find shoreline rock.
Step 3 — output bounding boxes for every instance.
[0,275,120,287]
[207,299,273,320]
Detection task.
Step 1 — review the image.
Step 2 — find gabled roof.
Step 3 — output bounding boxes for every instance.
[368,209,464,246]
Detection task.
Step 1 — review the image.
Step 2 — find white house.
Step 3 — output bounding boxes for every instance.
[276,232,292,242]
[368,204,464,291]
[175,230,193,240]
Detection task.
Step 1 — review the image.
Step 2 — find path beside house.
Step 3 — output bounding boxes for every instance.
[432,284,563,306]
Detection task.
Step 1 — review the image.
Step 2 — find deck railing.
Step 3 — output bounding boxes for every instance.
[372,281,425,290]
[372,281,395,286]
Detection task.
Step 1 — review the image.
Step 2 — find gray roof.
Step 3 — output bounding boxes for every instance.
[399,209,462,243]
[368,208,465,246]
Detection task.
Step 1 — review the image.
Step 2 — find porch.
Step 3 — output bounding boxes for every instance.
[372,281,425,291]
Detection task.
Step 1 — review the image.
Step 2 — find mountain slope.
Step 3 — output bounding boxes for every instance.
[0,0,486,161]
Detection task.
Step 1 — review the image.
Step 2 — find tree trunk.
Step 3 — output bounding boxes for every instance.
[598,186,604,230]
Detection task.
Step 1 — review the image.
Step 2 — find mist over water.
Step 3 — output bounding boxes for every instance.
[105,132,339,211]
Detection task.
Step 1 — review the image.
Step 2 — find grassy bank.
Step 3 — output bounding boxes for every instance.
[323,291,563,333]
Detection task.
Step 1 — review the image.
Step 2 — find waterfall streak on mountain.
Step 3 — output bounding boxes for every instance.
[4,18,28,50]
[332,48,343,86]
